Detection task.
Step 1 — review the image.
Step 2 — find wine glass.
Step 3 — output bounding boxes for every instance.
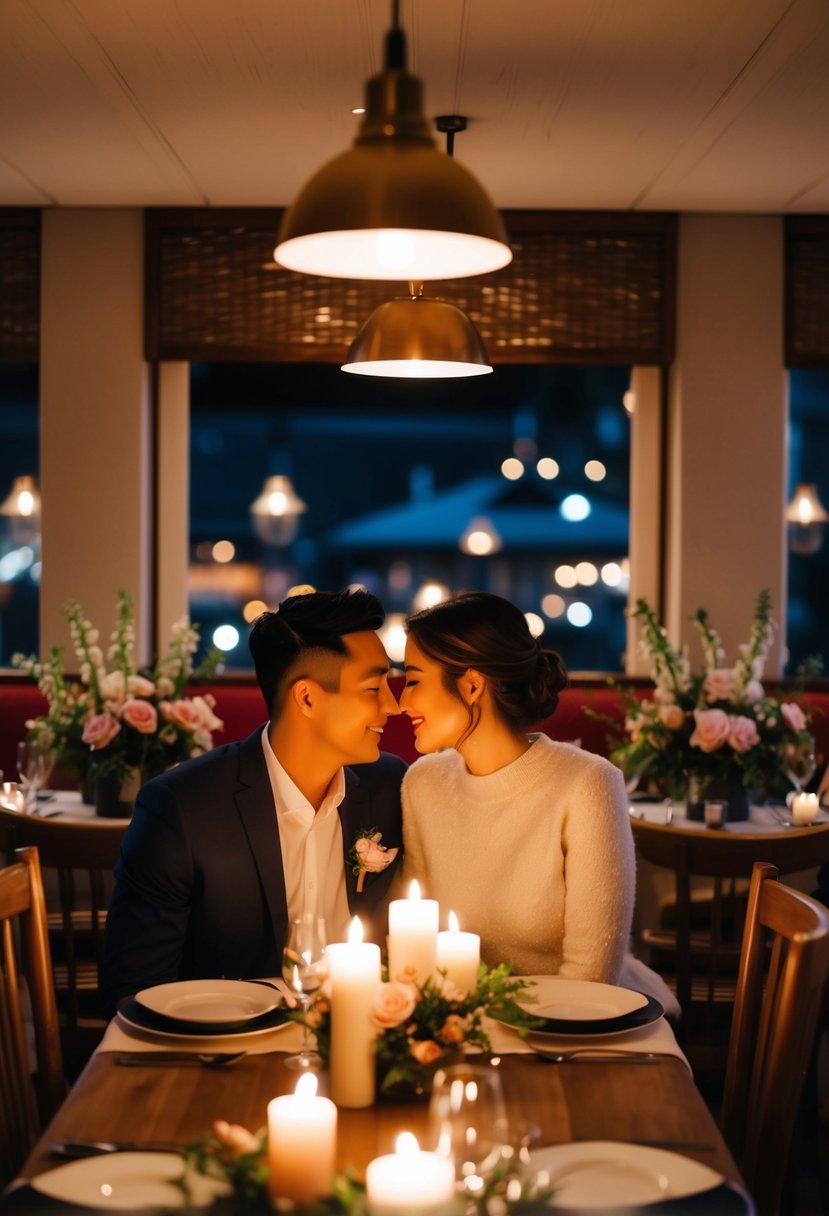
[427,1062,509,1205]
[782,740,816,806]
[16,741,54,814]
[281,915,327,1071]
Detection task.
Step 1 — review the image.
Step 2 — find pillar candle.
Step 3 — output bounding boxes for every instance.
[387,880,439,985]
[792,791,819,825]
[366,1132,456,1216]
[327,916,381,1108]
[436,911,480,995]
[267,1073,337,1207]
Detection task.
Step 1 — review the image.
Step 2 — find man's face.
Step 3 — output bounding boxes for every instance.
[309,630,399,766]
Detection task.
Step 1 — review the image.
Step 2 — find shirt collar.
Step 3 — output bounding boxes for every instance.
[261,725,346,817]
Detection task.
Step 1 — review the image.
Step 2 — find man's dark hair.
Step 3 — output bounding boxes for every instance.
[249,588,385,719]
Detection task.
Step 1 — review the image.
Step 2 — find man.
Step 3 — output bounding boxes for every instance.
[102,588,404,1015]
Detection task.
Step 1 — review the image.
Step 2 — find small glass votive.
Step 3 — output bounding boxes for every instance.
[1,781,25,813]
[703,800,727,829]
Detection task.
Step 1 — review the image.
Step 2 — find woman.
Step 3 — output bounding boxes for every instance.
[398,591,634,983]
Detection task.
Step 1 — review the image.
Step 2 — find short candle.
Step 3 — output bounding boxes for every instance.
[327,916,381,1108]
[436,911,480,995]
[388,880,439,985]
[267,1072,336,1207]
[791,791,819,825]
[366,1132,456,1216]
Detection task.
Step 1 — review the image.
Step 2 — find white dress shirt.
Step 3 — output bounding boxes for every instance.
[261,727,351,941]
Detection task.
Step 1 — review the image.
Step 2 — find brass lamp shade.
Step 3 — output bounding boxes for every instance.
[785,482,829,525]
[342,296,492,378]
[275,28,510,280]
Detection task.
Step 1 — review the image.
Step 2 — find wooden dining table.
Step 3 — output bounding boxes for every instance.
[17,1047,745,1193]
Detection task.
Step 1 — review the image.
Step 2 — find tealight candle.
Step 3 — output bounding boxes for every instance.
[792,791,819,825]
[366,1132,456,1216]
[387,880,439,985]
[436,911,480,995]
[267,1073,336,1207]
[327,916,381,1108]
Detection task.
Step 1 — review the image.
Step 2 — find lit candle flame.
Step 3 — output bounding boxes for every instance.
[348,915,364,944]
[448,910,460,934]
[395,1131,420,1155]
[295,1072,318,1098]
[407,879,422,901]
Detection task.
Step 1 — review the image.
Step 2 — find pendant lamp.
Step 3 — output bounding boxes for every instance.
[0,474,40,544]
[250,475,307,547]
[786,482,828,555]
[342,280,492,378]
[274,6,511,281]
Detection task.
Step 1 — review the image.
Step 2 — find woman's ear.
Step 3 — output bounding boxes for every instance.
[460,669,485,705]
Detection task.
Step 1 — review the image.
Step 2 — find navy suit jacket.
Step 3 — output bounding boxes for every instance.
[101,727,405,1015]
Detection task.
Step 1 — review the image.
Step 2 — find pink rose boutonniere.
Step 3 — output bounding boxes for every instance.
[349,827,399,892]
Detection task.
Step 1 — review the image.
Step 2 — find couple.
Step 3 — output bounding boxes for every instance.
[102,587,634,1014]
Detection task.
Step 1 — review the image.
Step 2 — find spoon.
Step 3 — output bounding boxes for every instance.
[115,1051,246,1068]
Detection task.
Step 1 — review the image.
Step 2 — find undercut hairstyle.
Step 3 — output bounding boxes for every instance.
[249,588,385,720]
[406,591,568,745]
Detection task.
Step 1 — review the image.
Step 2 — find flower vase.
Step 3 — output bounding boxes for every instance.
[686,773,749,823]
[94,767,141,819]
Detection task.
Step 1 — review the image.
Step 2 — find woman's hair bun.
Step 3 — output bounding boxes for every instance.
[521,647,569,723]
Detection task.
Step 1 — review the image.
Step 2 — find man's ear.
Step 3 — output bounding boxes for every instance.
[459,669,486,706]
[289,678,319,718]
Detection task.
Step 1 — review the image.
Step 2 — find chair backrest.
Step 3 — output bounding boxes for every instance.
[721,861,829,1216]
[0,807,125,1066]
[0,846,65,1187]
[631,820,827,1019]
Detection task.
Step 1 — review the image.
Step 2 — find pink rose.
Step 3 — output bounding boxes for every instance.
[371,981,417,1029]
[355,834,398,874]
[727,714,760,753]
[689,708,730,753]
[190,694,224,733]
[121,698,158,734]
[82,712,122,750]
[211,1121,261,1159]
[658,704,685,731]
[160,698,202,732]
[780,702,807,733]
[409,1039,442,1065]
[703,669,736,703]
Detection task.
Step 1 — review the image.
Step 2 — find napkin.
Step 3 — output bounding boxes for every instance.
[98,1014,306,1056]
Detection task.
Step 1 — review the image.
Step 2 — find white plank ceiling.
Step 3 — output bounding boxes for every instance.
[1,0,828,212]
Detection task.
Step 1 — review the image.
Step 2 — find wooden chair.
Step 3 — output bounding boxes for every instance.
[0,807,125,1073]
[0,846,65,1187]
[721,861,829,1216]
[630,819,828,1069]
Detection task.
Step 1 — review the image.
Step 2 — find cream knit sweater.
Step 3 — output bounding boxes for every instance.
[400,734,635,982]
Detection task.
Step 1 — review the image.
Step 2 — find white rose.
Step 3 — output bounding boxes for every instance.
[127,674,156,697]
[99,671,126,701]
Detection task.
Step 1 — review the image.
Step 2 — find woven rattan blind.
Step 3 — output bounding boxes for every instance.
[0,211,40,361]
[146,209,676,365]
[785,217,829,367]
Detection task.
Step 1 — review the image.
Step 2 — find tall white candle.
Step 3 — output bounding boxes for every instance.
[327,916,381,1108]
[267,1073,337,1207]
[387,880,439,985]
[366,1132,456,1216]
[792,791,819,825]
[436,911,480,996]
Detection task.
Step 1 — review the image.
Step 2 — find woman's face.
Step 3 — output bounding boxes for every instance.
[400,637,470,754]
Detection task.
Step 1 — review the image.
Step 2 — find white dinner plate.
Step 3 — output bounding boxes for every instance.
[527,1141,723,1208]
[117,996,291,1042]
[31,1152,231,1210]
[135,979,281,1024]
[520,978,648,1023]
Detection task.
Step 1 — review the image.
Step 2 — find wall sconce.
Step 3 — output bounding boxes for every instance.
[250,475,307,546]
[459,516,502,556]
[0,475,41,545]
[274,9,510,281]
[785,482,828,555]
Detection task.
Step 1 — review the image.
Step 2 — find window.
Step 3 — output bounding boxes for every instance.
[0,363,39,666]
[787,370,829,670]
[188,363,631,672]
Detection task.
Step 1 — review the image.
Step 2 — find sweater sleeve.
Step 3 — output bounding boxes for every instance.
[557,758,635,983]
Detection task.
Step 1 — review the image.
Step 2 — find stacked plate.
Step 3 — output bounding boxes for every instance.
[516,978,663,1040]
[117,979,289,1041]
